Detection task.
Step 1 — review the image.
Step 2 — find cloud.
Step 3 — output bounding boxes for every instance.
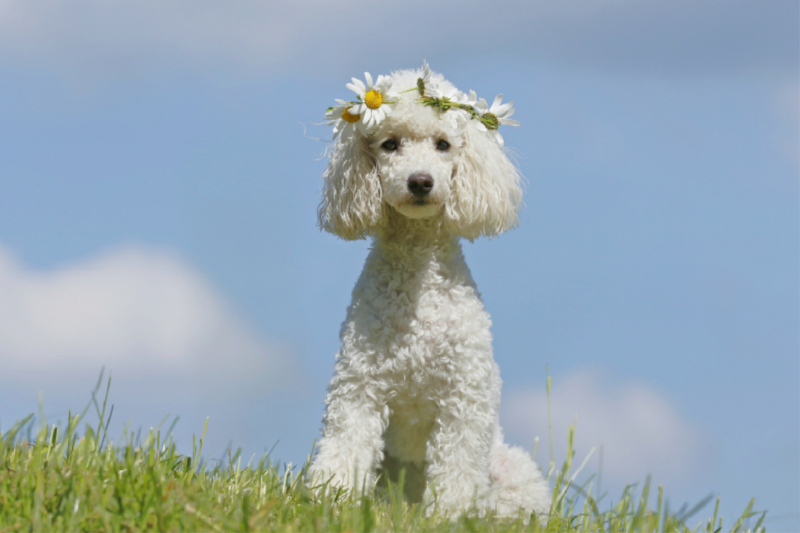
[0,0,795,81]
[0,243,295,399]
[501,370,711,486]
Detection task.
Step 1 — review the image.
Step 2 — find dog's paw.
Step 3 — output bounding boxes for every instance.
[307,459,376,498]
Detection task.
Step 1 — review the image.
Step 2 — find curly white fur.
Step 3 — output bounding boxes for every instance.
[311,67,550,520]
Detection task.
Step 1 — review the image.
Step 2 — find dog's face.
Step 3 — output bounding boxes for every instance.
[370,110,463,220]
[318,68,522,241]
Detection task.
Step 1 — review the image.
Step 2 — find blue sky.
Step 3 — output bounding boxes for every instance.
[0,1,797,529]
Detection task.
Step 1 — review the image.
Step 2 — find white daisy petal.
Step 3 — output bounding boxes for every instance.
[500,107,515,119]
[490,94,504,112]
[439,86,458,100]
[352,78,366,92]
[380,81,396,97]
[495,102,514,116]
[364,72,373,89]
[499,118,520,127]
[347,83,365,97]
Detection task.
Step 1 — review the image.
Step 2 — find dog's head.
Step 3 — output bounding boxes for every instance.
[318,67,522,241]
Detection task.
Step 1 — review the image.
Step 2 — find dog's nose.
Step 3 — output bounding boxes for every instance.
[407,173,434,198]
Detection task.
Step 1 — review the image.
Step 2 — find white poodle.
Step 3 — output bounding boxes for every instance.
[309,64,550,520]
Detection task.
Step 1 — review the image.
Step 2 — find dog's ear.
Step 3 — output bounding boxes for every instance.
[317,135,383,240]
[445,123,523,240]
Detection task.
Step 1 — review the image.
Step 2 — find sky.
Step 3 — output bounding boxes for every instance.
[0,0,797,529]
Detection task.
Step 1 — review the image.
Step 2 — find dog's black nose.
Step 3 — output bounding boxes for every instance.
[407,173,434,198]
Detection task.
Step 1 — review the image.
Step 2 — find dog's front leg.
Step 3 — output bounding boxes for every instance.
[309,363,388,495]
[425,394,495,515]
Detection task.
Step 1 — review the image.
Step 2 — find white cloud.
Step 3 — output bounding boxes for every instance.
[0,0,794,81]
[501,370,710,487]
[0,243,295,398]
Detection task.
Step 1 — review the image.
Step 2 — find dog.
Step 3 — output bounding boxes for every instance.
[309,63,550,520]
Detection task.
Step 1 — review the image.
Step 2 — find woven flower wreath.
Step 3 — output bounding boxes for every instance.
[325,61,519,146]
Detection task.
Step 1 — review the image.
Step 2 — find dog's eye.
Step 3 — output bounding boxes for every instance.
[436,140,450,151]
[381,139,398,152]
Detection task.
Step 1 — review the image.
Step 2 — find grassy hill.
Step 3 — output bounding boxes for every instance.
[0,381,766,532]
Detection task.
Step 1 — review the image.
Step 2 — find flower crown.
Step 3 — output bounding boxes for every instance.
[325,61,519,146]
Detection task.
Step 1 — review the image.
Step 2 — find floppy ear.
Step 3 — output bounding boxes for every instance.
[317,135,383,240]
[445,123,523,239]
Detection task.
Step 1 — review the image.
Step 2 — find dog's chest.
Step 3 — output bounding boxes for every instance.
[346,254,494,384]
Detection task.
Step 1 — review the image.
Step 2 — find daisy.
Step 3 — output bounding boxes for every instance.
[474,94,520,145]
[451,89,480,128]
[461,89,479,107]
[346,72,398,131]
[428,85,470,130]
[417,60,435,96]
[325,99,363,140]
[428,83,460,101]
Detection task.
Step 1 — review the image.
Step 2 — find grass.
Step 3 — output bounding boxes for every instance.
[0,377,767,532]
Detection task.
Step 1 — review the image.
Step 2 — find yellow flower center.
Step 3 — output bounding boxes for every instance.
[365,90,383,109]
[342,107,360,123]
